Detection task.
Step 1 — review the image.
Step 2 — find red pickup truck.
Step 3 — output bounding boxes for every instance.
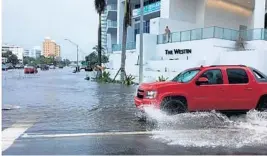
[134,65,267,115]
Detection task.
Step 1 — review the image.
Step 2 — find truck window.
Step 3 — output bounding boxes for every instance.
[252,70,265,79]
[199,69,223,85]
[226,69,249,84]
[172,69,200,83]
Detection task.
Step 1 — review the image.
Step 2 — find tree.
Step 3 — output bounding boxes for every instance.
[94,0,106,76]
[63,59,71,66]
[85,52,108,68]
[120,0,132,81]
[2,50,19,65]
[23,56,35,65]
[8,54,19,65]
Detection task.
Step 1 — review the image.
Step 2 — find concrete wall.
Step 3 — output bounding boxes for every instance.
[204,0,253,29]
[169,0,196,23]
[108,36,267,82]
[150,18,197,35]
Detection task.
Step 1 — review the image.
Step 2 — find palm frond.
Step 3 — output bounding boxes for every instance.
[94,0,106,14]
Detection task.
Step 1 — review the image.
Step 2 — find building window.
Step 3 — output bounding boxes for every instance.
[134,20,150,41]
[135,0,160,9]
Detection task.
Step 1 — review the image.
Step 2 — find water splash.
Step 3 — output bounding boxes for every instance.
[142,106,267,148]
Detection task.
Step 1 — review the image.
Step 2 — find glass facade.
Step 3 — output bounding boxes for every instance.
[134,20,150,41]
[157,26,267,44]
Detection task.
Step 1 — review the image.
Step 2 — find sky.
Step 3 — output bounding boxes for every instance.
[2,0,99,61]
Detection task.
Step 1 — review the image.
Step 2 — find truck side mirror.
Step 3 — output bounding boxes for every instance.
[196,77,209,85]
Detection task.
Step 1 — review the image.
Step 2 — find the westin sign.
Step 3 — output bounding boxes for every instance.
[165,49,192,55]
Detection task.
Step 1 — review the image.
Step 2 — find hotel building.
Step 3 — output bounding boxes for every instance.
[105,0,267,80]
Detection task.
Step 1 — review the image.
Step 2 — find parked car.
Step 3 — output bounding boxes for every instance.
[134,65,267,116]
[49,65,56,69]
[15,64,24,69]
[40,64,49,70]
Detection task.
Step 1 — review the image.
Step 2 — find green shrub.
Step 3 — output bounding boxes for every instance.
[157,75,168,82]
[124,74,135,86]
[97,71,112,83]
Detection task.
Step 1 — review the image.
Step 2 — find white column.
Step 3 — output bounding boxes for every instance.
[117,1,124,44]
[196,0,206,27]
[253,0,266,28]
[160,0,171,18]
[107,33,112,52]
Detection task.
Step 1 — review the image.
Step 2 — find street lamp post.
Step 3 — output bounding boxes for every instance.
[65,39,79,72]
[139,0,144,84]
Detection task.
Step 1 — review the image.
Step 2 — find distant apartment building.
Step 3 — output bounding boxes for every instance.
[55,45,60,58]
[2,44,24,63]
[23,49,30,57]
[43,37,61,58]
[24,46,42,58]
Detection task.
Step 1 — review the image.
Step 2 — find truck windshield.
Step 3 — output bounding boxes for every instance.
[172,69,200,83]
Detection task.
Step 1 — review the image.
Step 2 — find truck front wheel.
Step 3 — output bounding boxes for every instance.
[256,96,267,111]
[160,97,187,115]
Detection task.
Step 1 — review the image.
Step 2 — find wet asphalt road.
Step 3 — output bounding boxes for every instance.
[2,68,267,155]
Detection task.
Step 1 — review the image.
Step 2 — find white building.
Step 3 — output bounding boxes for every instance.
[23,46,42,58]
[106,0,267,81]
[23,49,30,57]
[31,46,42,58]
[2,44,24,63]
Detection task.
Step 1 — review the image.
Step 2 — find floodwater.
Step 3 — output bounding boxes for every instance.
[2,68,267,154]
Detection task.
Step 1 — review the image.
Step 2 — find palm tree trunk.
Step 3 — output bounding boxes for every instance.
[120,16,127,82]
[98,13,102,66]
[97,13,102,78]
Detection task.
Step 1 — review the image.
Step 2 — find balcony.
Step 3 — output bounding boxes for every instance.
[106,4,117,20]
[132,1,160,18]
[106,20,117,33]
[112,42,136,51]
[157,26,267,44]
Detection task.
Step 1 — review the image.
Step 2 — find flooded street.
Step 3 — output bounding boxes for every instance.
[2,68,267,155]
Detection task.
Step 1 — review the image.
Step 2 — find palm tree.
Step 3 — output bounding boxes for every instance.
[92,45,106,54]
[94,0,106,77]
[120,0,132,81]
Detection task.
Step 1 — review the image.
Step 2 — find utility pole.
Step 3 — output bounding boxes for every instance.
[65,39,79,72]
[139,0,144,84]
[76,45,79,70]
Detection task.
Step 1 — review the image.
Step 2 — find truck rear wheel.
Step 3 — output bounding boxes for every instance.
[257,96,267,111]
[160,97,187,115]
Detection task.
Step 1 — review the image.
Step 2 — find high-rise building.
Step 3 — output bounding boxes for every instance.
[101,9,107,53]
[105,0,157,52]
[43,37,61,58]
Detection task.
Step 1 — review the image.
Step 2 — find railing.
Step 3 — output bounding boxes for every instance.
[107,4,117,11]
[112,42,136,51]
[157,26,267,44]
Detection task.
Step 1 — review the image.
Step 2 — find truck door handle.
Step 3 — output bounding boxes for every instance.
[245,88,252,91]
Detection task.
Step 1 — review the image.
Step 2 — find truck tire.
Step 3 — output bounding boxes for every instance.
[257,96,267,111]
[160,97,187,115]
